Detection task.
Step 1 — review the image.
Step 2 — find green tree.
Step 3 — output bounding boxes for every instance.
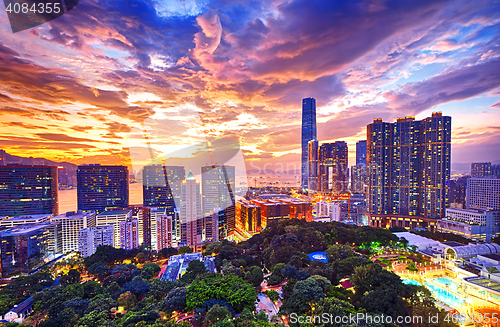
[118,291,137,310]
[247,266,264,287]
[265,290,280,302]
[180,260,208,283]
[178,246,193,254]
[164,287,187,312]
[142,263,161,280]
[60,269,81,285]
[280,278,324,314]
[186,274,257,313]
[205,304,232,325]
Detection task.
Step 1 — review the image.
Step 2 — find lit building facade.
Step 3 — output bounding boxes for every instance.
[77,164,128,213]
[0,165,58,216]
[157,215,174,250]
[119,218,139,250]
[438,208,500,242]
[301,97,317,189]
[50,211,96,253]
[142,165,184,216]
[235,200,261,233]
[318,141,348,194]
[0,223,53,277]
[308,140,319,191]
[467,178,500,210]
[78,225,113,257]
[367,113,451,228]
[0,214,53,228]
[179,172,202,248]
[95,209,132,248]
[356,140,367,167]
[471,162,492,178]
[316,201,341,221]
[201,165,235,216]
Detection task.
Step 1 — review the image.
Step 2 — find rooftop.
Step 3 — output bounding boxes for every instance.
[0,214,53,222]
[10,297,34,314]
[441,241,466,247]
[96,209,132,216]
[479,253,500,261]
[0,223,52,236]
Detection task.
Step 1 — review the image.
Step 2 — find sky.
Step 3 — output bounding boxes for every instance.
[0,0,499,178]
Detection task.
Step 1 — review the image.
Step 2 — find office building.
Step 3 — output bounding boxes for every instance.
[78,225,114,257]
[250,199,290,230]
[471,162,492,178]
[301,97,317,188]
[307,140,319,191]
[0,214,53,228]
[367,113,451,229]
[438,208,500,242]
[95,209,132,248]
[0,165,58,216]
[142,165,184,214]
[50,211,96,253]
[201,165,235,216]
[356,140,367,167]
[467,178,500,210]
[235,200,262,233]
[140,207,168,251]
[77,165,128,213]
[179,172,202,248]
[119,218,139,250]
[256,194,313,222]
[351,165,366,193]
[318,141,348,193]
[0,223,53,277]
[316,201,341,221]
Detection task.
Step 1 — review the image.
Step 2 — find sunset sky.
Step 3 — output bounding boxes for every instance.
[0,0,499,176]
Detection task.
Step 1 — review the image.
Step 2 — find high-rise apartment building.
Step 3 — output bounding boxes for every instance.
[201,165,235,216]
[50,211,96,253]
[356,140,367,167]
[78,225,114,257]
[119,219,139,250]
[367,113,451,228]
[179,172,202,248]
[77,165,128,213]
[0,165,58,216]
[318,141,348,193]
[95,209,132,248]
[301,97,317,188]
[308,140,319,191]
[467,178,500,210]
[157,215,174,250]
[471,162,492,178]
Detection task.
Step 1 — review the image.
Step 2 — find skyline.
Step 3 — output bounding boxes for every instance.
[0,0,500,174]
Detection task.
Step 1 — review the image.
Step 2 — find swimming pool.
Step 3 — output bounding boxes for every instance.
[402,278,421,286]
[424,282,465,309]
[434,277,458,292]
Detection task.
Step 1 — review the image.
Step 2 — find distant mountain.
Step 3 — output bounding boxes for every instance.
[0,149,77,188]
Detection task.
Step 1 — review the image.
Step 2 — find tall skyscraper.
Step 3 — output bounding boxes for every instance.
[50,211,96,253]
[78,225,114,257]
[180,172,202,248]
[318,141,348,193]
[142,165,185,214]
[367,113,451,228]
[356,140,367,167]
[201,165,235,216]
[157,215,174,250]
[307,140,319,191]
[77,165,128,213]
[471,162,492,178]
[301,97,317,189]
[466,178,500,210]
[0,165,58,216]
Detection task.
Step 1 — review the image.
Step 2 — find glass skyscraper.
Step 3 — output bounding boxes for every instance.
[0,165,58,216]
[77,164,129,213]
[356,140,367,166]
[318,141,348,193]
[301,97,317,189]
[142,164,185,212]
[367,112,451,220]
[201,165,235,216]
